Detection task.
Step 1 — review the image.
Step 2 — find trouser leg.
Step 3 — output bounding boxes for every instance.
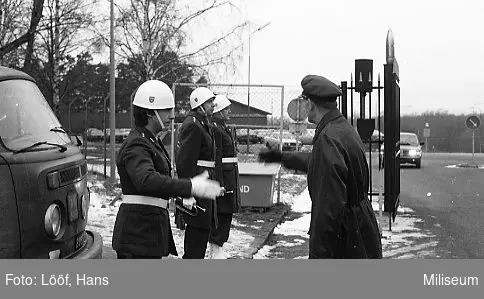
[182,225,210,259]
[209,213,233,246]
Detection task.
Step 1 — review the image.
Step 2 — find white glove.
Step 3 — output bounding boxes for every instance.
[182,197,196,210]
[190,171,223,200]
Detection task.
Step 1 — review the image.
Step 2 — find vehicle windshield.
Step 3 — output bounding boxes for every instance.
[400,133,419,146]
[0,79,71,151]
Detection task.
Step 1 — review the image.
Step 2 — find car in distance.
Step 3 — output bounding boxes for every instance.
[236,133,263,145]
[380,132,424,169]
[399,132,424,168]
[264,131,302,151]
[0,66,102,259]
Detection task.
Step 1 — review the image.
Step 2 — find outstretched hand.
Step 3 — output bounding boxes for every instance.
[190,171,224,200]
[258,148,283,163]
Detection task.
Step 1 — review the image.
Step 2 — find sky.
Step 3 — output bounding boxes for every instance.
[201,0,484,116]
[95,0,484,117]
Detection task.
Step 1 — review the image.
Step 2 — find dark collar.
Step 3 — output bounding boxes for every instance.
[313,108,343,143]
[136,126,157,143]
[212,117,226,127]
[136,126,171,162]
[189,110,209,123]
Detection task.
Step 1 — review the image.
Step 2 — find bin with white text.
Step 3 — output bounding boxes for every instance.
[238,162,281,208]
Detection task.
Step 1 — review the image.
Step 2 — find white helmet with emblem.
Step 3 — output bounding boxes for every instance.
[190,87,215,109]
[213,94,231,113]
[132,80,174,110]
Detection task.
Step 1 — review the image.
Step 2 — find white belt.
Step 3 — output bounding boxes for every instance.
[122,195,168,209]
[197,160,215,168]
[222,157,238,163]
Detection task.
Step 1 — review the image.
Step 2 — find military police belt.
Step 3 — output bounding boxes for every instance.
[222,157,238,164]
[197,160,216,168]
[122,195,169,209]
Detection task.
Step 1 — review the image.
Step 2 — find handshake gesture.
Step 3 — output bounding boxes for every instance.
[190,171,225,200]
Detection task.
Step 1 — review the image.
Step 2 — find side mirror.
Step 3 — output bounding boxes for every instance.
[420,142,425,146]
[70,135,83,147]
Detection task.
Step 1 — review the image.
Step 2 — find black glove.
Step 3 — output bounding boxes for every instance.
[174,198,186,230]
[258,149,283,163]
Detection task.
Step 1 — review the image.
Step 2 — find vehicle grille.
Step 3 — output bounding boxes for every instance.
[59,162,87,186]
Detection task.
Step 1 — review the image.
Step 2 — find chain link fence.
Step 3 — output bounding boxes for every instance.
[172,83,287,163]
[64,83,315,185]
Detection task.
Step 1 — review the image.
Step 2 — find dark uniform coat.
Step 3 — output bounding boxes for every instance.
[281,108,382,258]
[176,111,218,229]
[112,127,192,257]
[212,117,241,214]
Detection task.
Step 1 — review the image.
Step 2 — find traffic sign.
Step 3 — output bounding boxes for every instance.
[289,122,307,135]
[287,97,309,121]
[466,115,480,129]
[423,128,430,138]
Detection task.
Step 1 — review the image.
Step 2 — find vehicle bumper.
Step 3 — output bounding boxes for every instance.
[400,156,421,164]
[282,145,298,151]
[67,230,103,259]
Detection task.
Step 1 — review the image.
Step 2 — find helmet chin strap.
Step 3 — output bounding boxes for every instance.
[154,110,167,131]
[199,105,207,116]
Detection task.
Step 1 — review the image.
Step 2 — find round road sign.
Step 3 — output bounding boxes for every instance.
[466,115,480,129]
[287,97,309,121]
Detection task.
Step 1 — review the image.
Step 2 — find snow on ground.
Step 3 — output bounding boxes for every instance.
[254,187,440,259]
[85,170,299,259]
[86,181,257,259]
[253,188,311,259]
[86,160,440,259]
[378,204,440,259]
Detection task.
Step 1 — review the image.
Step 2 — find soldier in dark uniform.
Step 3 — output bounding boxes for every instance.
[259,75,382,259]
[112,80,223,259]
[176,87,219,259]
[207,94,241,259]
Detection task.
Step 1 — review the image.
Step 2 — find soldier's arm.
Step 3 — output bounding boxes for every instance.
[213,126,224,186]
[123,138,192,198]
[175,121,201,179]
[280,152,311,173]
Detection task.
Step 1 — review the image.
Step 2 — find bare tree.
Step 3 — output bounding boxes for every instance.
[34,0,99,108]
[0,0,44,64]
[112,0,248,82]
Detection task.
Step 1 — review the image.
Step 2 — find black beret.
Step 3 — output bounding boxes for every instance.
[301,75,342,101]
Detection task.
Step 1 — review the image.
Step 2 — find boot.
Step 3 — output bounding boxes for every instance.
[210,243,228,259]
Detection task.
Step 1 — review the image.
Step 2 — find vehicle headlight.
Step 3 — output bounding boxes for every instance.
[44,203,62,238]
[81,188,90,220]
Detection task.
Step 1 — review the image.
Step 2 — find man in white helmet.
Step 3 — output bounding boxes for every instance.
[207,94,240,259]
[176,86,219,259]
[112,80,223,259]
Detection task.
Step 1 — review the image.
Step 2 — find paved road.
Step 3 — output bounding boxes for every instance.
[261,153,484,259]
[401,153,484,258]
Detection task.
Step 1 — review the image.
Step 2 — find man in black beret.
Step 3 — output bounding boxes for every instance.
[259,74,382,259]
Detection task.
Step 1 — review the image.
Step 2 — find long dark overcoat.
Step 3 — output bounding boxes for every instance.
[112,127,192,257]
[212,117,240,213]
[281,108,382,258]
[176,111,218,229]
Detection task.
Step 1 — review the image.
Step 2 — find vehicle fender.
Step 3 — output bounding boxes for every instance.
[0,155,21,258]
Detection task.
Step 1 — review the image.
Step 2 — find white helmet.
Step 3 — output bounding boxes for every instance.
[132,80,174,110]
[213,94,231,113]
[190,87,215,109]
